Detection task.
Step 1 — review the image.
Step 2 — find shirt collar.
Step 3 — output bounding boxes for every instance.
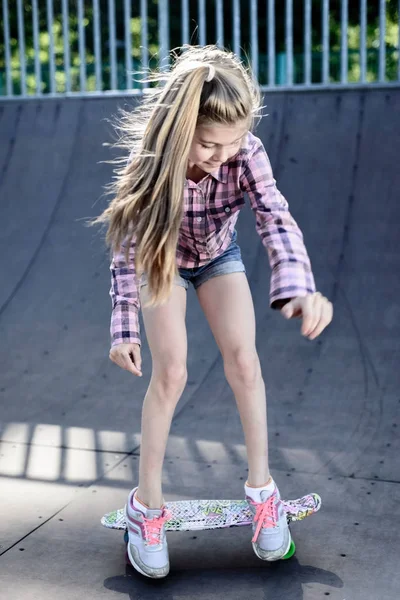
[185,165,228,187]
[210,164,228,183]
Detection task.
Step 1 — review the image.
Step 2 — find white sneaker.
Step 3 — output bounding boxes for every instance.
[245,479,291,561]
[124,487,170,578]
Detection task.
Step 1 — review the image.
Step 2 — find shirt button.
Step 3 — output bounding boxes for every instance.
[224,207,231,213]
[197,217,202,222]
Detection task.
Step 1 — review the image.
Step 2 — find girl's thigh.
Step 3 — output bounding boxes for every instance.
[139,283,188,377]
[195,272,257,366]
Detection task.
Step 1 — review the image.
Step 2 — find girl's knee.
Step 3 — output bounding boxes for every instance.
[152,362,188,394]
[224,349,261,387]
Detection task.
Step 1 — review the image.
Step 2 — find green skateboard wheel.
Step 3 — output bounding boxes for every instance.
[124,530,129,544]
[281,539,296,560]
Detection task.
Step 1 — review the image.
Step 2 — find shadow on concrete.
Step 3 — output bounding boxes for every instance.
[104,559,343,600]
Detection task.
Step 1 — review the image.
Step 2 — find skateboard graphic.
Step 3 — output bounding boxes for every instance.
[101,492,321,560]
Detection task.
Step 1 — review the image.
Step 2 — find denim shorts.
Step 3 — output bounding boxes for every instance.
[139,230,246,291]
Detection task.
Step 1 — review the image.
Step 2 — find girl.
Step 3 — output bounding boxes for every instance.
[92,45,333,578]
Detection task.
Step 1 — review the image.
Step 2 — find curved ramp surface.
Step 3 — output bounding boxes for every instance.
[0,90,399,600]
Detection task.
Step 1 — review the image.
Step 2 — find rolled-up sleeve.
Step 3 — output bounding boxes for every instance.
[240,142,316,308]
[109,237,141,347]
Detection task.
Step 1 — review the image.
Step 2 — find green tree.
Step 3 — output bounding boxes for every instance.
[0,0,399,95]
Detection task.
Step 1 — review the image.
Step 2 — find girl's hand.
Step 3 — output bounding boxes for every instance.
[109,343,142,377]
[280,292,333,340]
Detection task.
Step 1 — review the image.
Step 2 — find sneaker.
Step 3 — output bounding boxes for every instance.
[245,479,291,561]
[124,487,170,578]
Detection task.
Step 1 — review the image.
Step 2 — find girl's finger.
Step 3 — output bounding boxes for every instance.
[131,347,142,373]
[305,294,323,337]
[308,299,333,339]
[301,295,318,336]
[122,352,142,376]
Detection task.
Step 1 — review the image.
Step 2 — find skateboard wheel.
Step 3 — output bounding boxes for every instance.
[282,539,296,560]
[123,530,129,544]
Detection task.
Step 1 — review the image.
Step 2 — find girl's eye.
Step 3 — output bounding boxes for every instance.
[201,141,240,149]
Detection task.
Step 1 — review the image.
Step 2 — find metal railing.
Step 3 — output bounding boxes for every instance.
[1,0,399,99]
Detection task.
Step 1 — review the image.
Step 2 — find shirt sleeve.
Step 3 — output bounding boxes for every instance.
[109,236,142,347]
[240,141,316,308]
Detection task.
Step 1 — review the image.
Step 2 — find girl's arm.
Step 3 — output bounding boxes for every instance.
[109,236,142,347]
[240,141,316,310]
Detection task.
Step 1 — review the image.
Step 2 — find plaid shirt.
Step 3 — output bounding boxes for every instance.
[110,131,316,347]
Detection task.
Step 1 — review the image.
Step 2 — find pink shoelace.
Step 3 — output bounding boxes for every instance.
[143,510,171,546]
[250,493,279,543]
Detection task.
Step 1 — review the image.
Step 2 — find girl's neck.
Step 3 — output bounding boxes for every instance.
[186,164,208,184]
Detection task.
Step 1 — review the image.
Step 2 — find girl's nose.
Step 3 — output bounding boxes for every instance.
[212,148,229,163]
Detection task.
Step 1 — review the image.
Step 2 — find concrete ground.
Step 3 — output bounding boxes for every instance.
[0,89,399,600]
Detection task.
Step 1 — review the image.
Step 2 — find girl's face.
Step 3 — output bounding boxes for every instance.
[188,120,249,174]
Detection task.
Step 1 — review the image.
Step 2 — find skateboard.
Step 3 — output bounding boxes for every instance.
[101,492,321,560]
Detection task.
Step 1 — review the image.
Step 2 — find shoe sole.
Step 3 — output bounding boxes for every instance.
[126,541,170,579]
[252,529,292,561]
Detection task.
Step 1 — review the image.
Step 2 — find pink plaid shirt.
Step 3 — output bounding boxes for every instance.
[109,131,316,347]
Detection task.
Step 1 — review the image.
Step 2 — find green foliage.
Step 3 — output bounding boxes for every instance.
[0,0,399,95]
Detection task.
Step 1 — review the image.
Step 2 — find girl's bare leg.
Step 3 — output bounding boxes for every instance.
[196,273,270,486]
[136,284,188,508]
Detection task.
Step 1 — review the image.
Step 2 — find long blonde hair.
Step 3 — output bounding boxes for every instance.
[91,45,261,307]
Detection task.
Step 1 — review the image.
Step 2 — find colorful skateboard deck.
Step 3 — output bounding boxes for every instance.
[101,492,321,532]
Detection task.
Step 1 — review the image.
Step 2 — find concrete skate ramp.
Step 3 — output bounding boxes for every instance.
[0,90,399,600]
